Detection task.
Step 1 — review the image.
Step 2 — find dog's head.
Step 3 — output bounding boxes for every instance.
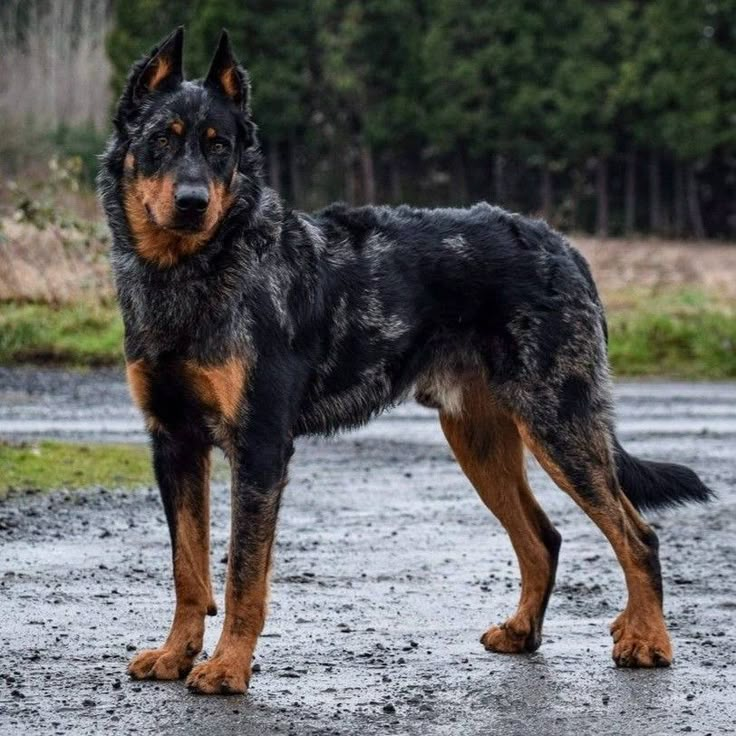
[113,28,256,262]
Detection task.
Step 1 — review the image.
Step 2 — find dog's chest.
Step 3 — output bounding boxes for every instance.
[126,357,248,440]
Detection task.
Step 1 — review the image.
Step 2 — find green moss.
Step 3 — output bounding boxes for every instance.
[0,441,231,498]
[607,290,736,379]
[0,441,152,498]
[0,302,123,365]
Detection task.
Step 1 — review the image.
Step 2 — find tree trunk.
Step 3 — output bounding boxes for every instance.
[454,148,469,205]
[596,157,609,238]
[268,139,281,192]
[494,154,505,205]
[624,146,636,235]
[686,162,706,240]
[389,156,402,203]
[674,161,685,237]
[570,168,582,231]
[288,130,302,207]
[541,165,552,221]
[649,152,661,233]
[344,145,356,205]
[359,139,376,204]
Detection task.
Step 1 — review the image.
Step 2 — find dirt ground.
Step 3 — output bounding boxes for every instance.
[0,370,735,735]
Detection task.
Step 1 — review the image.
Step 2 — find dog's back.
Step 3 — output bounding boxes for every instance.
[288,201,601,432]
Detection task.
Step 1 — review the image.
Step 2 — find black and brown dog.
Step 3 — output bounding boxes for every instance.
[98,27,713,694]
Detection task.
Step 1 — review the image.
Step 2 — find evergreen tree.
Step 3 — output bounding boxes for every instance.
[188,0,313,201]
[107,0,196,96]
[102,0,736,237]
[316,0,426,202]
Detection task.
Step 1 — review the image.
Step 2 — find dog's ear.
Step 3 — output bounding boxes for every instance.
[134,26,184,101]
[205,30,250,112]
[205,30,255,149]
[114,27,184,130]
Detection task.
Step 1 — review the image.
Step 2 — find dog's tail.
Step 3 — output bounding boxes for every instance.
[613,436,714,511]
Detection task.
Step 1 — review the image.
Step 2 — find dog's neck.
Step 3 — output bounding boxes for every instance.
[105,174,285,361]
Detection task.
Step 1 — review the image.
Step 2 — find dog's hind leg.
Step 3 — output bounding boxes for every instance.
[514,391,673,667]
[128,434,214,681]
[439,378,561,653]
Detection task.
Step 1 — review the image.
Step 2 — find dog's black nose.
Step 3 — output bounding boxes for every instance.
[175,185,209,214]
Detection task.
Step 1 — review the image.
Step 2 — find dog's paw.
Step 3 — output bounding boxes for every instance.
[610,613,672,668]
[185,657,249,695]
[128,647,197,680]
[480,618,540,654]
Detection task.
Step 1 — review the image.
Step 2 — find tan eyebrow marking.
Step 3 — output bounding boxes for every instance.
[170,120,184,135]
[206,127,217,139]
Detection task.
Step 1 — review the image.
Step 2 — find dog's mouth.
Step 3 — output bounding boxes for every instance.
[144,202,206,234]
[143,202,156,224]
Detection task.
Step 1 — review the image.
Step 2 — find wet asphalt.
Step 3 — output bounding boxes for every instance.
[0,368,735,736]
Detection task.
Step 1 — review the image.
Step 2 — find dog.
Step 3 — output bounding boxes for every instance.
[97,27,713,695]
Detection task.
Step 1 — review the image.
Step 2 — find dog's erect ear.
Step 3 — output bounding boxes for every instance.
[134,26,184,102]
[205,30,250,112]
[114,27,184,130]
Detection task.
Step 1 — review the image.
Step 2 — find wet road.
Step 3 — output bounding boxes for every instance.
[0,369,735,735]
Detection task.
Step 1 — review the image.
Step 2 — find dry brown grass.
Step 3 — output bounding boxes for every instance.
[0,218,113,304]
[573,237,736,305]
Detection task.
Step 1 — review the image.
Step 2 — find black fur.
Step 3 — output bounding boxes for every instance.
[614,437,715,511]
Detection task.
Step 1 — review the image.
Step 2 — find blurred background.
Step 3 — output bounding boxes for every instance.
[1,8,735,720]
[3,0,736,233]
[0,0,735,378]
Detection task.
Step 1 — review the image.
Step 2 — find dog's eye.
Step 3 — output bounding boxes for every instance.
[210,140,228,154]
[155,135,169,149]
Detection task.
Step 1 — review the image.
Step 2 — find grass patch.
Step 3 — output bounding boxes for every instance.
[0,441,231,499]
[0,302,123,365]
[607,289,736,379]
[0,441,152,499]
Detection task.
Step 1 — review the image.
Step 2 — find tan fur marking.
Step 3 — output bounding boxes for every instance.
[123,176,233,268]
[128,456,214,681]
[440,378,556,652]
[147,56,172,91]
[220,66,240,99]
[174,485,214,615]
[126,360,149,410]
[222,541,272,647]
[171,120,184,136]
[515,423,573,495]
[126,359,161,432]
[124,152,135,173]
[184,358,247,422]
[206,127,217,139]
[184,498,278,694]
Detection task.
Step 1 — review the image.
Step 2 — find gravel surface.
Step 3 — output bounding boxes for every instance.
[1,369,735,735]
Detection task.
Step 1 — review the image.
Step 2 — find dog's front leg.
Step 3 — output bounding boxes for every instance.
[128,432,214,680]
[186,433,292,695]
